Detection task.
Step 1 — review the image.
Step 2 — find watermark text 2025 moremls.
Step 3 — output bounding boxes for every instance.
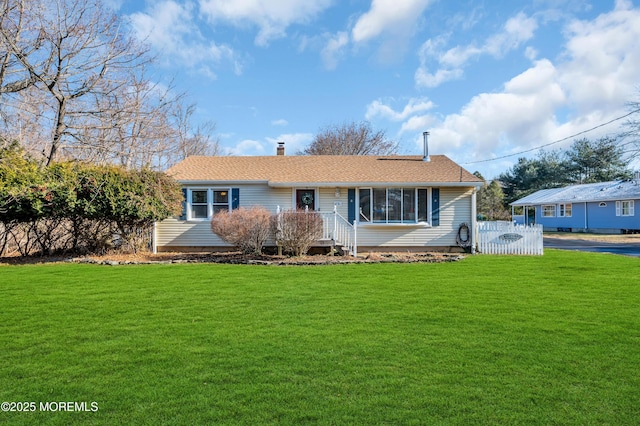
[2,401,99,412]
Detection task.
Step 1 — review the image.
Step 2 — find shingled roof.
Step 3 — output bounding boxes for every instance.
[511,179,640,206]
[167,155,482,187]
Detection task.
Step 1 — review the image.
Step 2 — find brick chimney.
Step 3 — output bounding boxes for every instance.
[277,141,285,156]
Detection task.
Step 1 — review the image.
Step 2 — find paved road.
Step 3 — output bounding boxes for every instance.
[544,237,640,257]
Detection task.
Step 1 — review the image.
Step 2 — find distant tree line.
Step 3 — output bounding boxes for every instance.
[0,142,182,256]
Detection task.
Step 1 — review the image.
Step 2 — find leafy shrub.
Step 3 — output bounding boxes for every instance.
[211,207,273,254]
[0,143,183,255]
[274,210,324,256]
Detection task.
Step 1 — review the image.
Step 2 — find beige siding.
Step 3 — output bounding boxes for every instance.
[239,185,292,211]
[157,184,474,250]
[356,187,473,248]
[318,187,349,217]
[156,218,227,247]
[156,184,290,248]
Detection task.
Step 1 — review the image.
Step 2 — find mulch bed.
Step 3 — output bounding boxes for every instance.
[1,251,465,266]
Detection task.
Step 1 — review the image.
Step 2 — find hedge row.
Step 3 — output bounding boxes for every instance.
[0,143,183,256]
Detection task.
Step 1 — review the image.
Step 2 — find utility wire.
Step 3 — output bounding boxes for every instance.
[463,108,640,165]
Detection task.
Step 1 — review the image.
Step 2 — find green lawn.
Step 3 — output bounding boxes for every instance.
[1,250,639,425]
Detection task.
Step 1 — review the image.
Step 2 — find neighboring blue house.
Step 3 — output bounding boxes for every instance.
[511,179,640,233]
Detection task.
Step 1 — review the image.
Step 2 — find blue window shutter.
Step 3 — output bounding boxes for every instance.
[232,188,240,210]
[432,188,440,226]
[348,188,356,224]
[179,188,187,220]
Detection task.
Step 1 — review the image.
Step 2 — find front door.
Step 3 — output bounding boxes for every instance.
[296,189,316,210]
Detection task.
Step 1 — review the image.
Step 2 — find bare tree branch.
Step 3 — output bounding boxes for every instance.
[300,121,398,155]
[0,0,220,170]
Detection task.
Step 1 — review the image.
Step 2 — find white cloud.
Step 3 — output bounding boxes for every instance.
[271,119,289,126]
[266,133,314,154]
[351,0,433,43]
[225,139,266,156]
[558,1,640,113]
[366,98,434,122]
[422,3,640,178]
[321,31,349,70]
[415,12,538,88]
[414,67,464,89]
[399,114,436,134]
[129,1,240,77]
[316,0,434,69]
[484,12,538,57]
[199,0,333,46]
[424,59,566,165]
[103,0,124,11]
[439,45,482,69]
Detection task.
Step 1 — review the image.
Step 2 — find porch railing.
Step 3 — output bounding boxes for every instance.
[319,207,357,257]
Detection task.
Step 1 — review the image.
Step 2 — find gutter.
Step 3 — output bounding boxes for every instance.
[267,181,484,188]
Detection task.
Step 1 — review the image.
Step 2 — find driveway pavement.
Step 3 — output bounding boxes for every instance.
[544,237,640,257]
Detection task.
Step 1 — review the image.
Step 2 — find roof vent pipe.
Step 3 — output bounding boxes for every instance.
[422,131,430,162]
[277,141,285,156]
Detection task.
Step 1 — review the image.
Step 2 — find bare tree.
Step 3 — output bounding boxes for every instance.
[1,0,221,170]
[168,101,222,166]
[72,69,181,169]
[300,121,398,155]
[1,0,150,165]
[0,0,44,94]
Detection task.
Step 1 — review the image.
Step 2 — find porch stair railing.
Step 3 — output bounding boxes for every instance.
[319,207,357,257]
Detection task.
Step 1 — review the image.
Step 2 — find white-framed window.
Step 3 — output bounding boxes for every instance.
[190,190,209,219]
[187,188,231,220]
[358,188,428,224]
[558,203,572,217]
[212,189,230,215]
[542,205,555,217]
[616,200,635,217]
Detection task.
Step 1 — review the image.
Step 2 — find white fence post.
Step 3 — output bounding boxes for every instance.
[476,221,543,255]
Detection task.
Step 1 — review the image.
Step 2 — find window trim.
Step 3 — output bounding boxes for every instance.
[616,200,635,217]
[542,205,555,217]
[357,187,431,226]
[187,187,232,221]
[558,203,572,218]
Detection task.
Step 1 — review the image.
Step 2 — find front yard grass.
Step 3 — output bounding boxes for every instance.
[1,250,639,425]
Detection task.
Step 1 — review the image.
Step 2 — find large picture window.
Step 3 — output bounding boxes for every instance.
[359,188,428,224]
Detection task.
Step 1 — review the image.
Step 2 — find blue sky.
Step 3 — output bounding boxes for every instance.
[112,0,640,178]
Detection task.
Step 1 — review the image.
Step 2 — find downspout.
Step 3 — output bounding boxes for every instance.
[584,201,588,231]
[471,188,477,254]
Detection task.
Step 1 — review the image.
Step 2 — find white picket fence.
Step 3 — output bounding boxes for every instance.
[476,221,543,255]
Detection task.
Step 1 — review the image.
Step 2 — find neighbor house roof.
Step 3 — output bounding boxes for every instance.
[511,180,640,206]
[167,155,483,187]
